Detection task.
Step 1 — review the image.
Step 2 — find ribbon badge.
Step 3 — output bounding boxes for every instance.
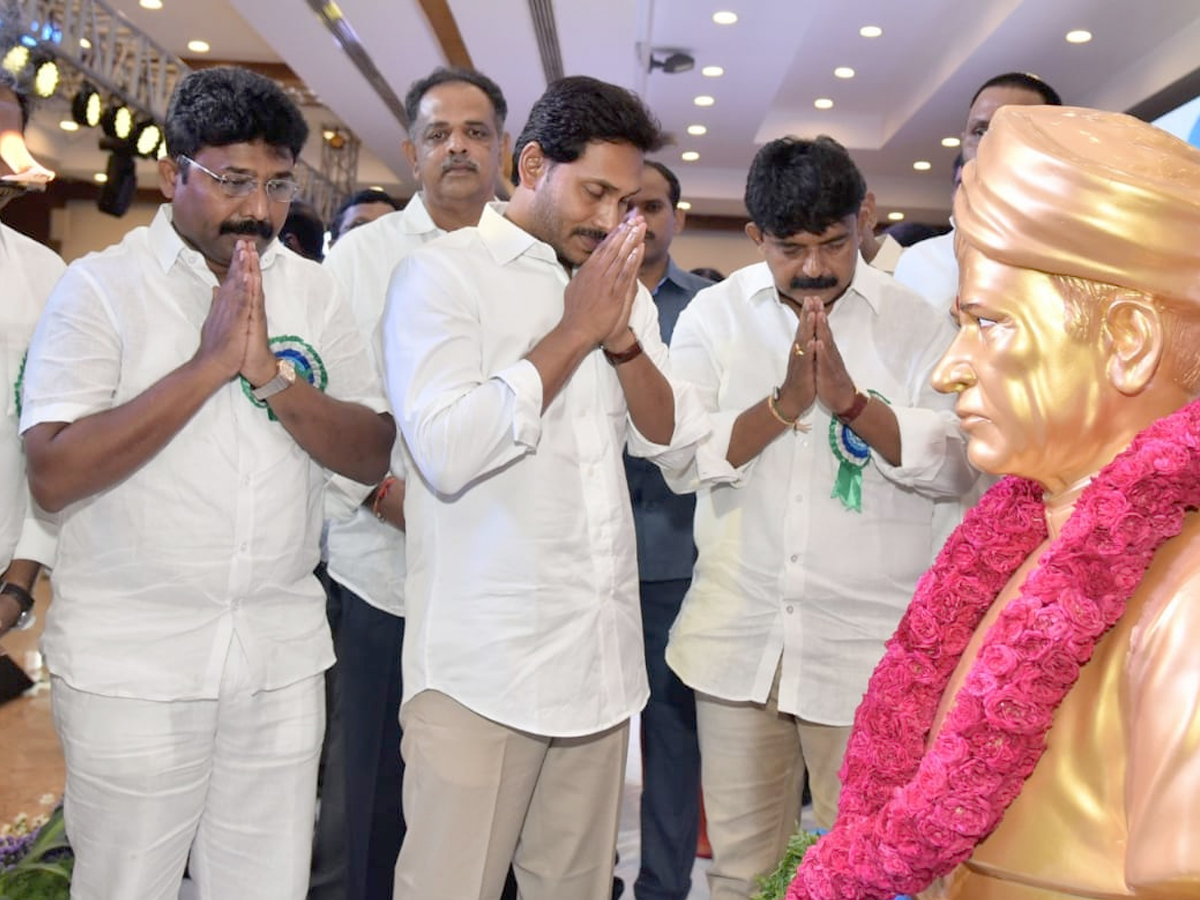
[827,389,888,513]
[241,334,327,419]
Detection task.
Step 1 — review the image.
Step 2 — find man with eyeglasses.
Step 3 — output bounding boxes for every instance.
[19,66,393,900]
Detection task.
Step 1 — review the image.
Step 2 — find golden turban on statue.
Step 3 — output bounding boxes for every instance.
[954,105,1200,307]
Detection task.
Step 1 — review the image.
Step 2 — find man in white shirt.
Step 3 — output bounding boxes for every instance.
[665,135,976,900]
[894,72,1062,314]
[19,66,393,900]
[321,66,509,900]
[0,72,62,640]
[383,75,707,900]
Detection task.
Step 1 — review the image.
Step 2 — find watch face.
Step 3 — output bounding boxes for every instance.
[279,359,297,383]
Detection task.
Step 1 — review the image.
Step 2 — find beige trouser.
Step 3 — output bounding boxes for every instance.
[695,669,852,900]
[394,689,629,900]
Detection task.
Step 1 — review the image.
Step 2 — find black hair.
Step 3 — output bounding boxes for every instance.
[744,135,866,238]
[0,69,30,131]
[513,76,665,171]
[969,72,1062,109]
[330,188,401,239]
[164,66,309,162]
[690,266,725,282]
[404,67,508,130]
[279,199,326,261]
[645,160,681,208]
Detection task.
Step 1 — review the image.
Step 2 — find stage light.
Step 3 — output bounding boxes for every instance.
[2,45,29,75]
[72,84,103,127]
[97,151,137,217]
[101,102,134,140]
[32,55,60,97]
[133,119,163,157]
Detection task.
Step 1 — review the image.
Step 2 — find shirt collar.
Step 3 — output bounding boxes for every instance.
[656,258,690,293]
[401,193,438,235]
[476,203,558,268]
[147,203,282,276]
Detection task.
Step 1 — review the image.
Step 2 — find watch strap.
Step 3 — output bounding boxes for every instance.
[251,360,296,401]
[836,390,870,425]
[0,581,35,618]
[603,337,644,366]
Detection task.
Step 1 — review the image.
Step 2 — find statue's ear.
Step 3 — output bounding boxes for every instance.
[1105,295,1164,396]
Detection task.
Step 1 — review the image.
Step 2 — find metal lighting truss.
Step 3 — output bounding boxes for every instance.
[2,0,355,220]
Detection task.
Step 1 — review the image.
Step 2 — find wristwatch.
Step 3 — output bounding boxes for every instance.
[251,358,297,401]
[0,581,36,631]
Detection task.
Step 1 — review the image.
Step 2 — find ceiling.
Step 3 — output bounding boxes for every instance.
[17,0,1200,224]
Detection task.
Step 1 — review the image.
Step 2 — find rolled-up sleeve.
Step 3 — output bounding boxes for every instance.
[660,302,747,493]
[622,287,710,474]
[382,252,542,497]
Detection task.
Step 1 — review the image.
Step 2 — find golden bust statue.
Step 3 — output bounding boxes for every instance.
[786,106,1200,900]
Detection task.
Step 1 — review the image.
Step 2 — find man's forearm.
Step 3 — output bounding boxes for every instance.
[268,381,394,484]
[0,559,41,635]
[614,352,675,446]
[24,357,230,512]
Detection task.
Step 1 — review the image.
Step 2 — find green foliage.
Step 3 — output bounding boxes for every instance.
[0,807,72,900]
[752,827,821,900]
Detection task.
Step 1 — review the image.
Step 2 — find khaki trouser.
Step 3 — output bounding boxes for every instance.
[394,689,629,900]
[695,667,851,900]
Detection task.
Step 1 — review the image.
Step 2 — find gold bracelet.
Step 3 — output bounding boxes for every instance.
[768,388,802,431]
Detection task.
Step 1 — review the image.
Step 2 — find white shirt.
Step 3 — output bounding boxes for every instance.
[382,205,709,737]
[1,223,63,571]
[664,258,975,725]
[321,195,450,617]
[19,206,388,700]
[892,227,957,315]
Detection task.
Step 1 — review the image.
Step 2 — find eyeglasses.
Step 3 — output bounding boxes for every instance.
[178,155,301,204]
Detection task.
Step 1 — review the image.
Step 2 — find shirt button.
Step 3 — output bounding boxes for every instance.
[242,475,251,487]
[240,542,249,553]
[786,605,795,614]
[790,553,799,563]
[794,493,803,502]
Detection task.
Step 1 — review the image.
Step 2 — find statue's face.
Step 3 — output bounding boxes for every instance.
[932,245,1117,492]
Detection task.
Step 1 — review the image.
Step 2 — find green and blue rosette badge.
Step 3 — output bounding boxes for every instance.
[827,389,888,513]
[13,348,27,418]
[240,335,327,420]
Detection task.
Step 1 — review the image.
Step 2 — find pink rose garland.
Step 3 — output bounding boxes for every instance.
[787,398,1200,900]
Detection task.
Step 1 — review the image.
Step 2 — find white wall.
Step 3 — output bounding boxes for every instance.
[671,227,760,280]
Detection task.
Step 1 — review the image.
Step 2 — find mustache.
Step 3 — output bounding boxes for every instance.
[790,275,839,291]
[572,227,609,243]
[220,219,274,240]
[442,155,478,173]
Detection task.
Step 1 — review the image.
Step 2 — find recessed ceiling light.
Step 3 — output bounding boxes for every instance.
[79,37,92,49]
[59,120,79,132]
[913,160,932,171]
[681,151,700,162]
[187,39,210,54]
[712,11,738,25]
[139,0,163,8]
[369,184,384,191]
[694,95,715,107]
[814,98,834,110]
[941,136,961,148]
[93,172,108,183]
[702,66,724,77]
[1065,29,1092,44]
[677,201,692,211]
[887,211,905,222]
[834,67,855,79]
[860,25,883,38]
[686,124,708,136]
